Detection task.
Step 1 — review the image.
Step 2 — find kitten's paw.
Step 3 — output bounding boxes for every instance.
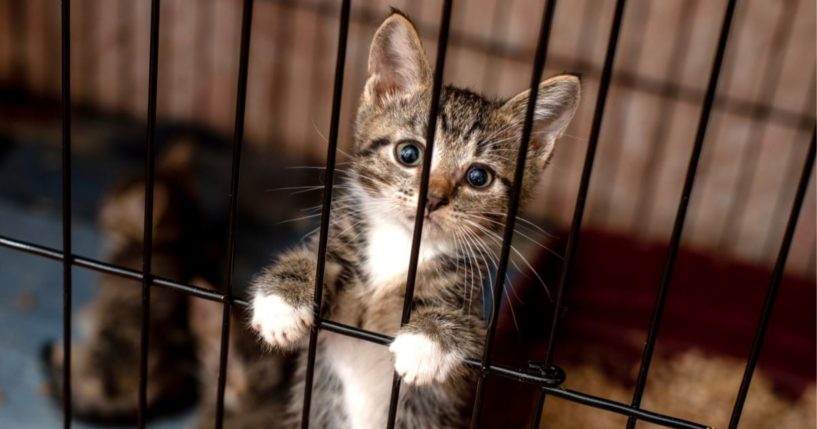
[389,332,461,385]
[251,294,313,349]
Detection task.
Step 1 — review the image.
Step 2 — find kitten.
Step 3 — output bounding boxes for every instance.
[43,142,213,423]
[250,10,580,429]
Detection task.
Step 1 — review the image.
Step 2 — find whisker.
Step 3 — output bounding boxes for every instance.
[465,214,562,260]
[462,219,552,300]
[461,226,520,332]
[465,210,555,238]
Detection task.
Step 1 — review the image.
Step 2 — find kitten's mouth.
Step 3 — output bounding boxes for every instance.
[402,213,443,232]
[422,215,450,238]
[397,205,450,236]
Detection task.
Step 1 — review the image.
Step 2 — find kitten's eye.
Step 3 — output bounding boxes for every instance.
[395,140,423,167]
[466,165,493,188]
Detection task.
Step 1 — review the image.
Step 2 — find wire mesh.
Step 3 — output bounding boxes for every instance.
[0,0,813,428]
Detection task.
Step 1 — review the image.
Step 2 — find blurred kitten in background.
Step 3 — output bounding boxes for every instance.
[41,141,224,423]
[189,282,292,429]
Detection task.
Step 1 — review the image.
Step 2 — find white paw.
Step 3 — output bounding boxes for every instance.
[389,332,461,385]
[251,294,313,349]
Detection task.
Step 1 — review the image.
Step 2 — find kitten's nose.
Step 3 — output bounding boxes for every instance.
[425,193,449,215]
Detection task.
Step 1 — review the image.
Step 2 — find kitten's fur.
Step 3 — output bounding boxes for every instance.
[43,143,213,423]
[250,11,580,428]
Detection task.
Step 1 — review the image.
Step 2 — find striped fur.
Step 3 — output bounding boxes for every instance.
[250,10,580,429]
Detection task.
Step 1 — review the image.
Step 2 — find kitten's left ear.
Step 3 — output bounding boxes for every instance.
[364,11,432,104]
[500,74,581,159]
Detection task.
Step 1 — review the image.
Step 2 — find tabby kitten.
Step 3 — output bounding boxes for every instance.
[250,11,580,428]
[43,142,209,423]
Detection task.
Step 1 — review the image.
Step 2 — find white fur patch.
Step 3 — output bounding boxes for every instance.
[325,332,394,429]
[250,294,312,349]
[365,214,446,290]
[389,332,461,385]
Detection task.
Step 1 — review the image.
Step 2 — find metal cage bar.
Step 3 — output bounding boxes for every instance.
[728,128,815,428]
[544,0,601,202]
[532,0,628,427]
[281,0,812,135]
[0,235,232,302]
[629,0,700,234]
[626,1,739,427]
[0,1,812,429]
[60,0,72,427]
[213,0,255,427]
[679,0,746,243]
[300,0,350,426]
[385,2,454,427]
[0,232,706,429]
[594,0,652,224]
[137,0,162,427]
[470,0,560,427]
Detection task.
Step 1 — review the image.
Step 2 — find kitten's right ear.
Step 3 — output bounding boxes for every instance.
[500,74,581,161]
[364,11,431,104]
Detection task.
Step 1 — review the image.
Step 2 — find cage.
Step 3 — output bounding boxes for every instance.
[0,0,814,428]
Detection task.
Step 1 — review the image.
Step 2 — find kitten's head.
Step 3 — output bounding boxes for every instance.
[352,11,580,247]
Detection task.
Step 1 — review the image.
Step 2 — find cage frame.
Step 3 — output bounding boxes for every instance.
[0,0,814,428]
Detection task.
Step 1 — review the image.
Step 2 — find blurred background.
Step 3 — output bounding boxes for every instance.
[0,0,814,428]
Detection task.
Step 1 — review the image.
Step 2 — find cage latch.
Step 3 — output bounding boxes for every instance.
[527,361,566,387]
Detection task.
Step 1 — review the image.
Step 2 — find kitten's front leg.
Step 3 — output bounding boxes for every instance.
[250,246,338,349]
[389,306,484,385]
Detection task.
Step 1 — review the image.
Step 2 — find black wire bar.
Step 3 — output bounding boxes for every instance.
[728,128,815,429]
[273,0,811,133]
[6,1,806,429]
[0,232,708,429]
[531,1,628,427]
[300,0,350,427]
[469,1,559,427]
[60,0,72,426]
[543,0,600,203]
[625,1,738,427]
[593,0,652,224]
[628,0,700,234]
[0,234,233,303]
[137,0,161,427]
[213,0,254,427]
[385,2,454,427]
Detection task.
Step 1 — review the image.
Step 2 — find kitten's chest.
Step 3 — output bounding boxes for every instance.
[362,217,443,289]
[319,217,445,428]
[363,220,413,288]
[323,290,401,429]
